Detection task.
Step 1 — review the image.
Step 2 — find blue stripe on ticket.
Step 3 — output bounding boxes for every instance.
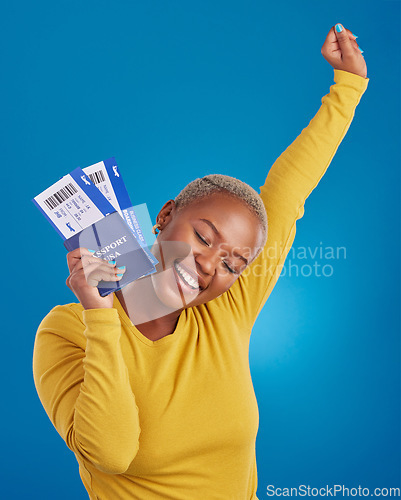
[69,168,115,215]
[103,157,133,210]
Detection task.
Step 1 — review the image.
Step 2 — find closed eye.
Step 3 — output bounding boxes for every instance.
[223,261,238,275]
[195,229,239,274]
[194,230,210,246]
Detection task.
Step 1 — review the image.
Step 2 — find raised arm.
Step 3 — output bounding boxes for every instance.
[224,24,369,325]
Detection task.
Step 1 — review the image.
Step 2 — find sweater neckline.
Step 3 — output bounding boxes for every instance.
[113,294,188,347]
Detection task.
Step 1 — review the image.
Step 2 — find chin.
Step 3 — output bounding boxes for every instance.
[150,264,202,310]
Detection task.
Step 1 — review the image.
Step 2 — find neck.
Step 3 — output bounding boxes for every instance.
[115,276,184,341]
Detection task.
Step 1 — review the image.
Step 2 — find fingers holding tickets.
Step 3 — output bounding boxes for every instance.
[65,247,127,309]
[66,247,96,274]
[85,261,126,287]
[321,23,367,78]
[74,254,125,286]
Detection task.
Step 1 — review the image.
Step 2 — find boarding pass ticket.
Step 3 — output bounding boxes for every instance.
[33,168,115,239]
[33,158,158,266]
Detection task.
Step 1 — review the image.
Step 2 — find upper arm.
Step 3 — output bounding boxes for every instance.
[33,305,86,449]
[33,304,142,474]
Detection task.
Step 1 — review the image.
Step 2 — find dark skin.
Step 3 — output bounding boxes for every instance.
[67,192,264,342]
[116,193,265,340]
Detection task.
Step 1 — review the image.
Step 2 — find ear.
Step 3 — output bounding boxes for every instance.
[156,199,177,229]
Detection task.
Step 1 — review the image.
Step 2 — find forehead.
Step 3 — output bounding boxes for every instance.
[178,193,263,250]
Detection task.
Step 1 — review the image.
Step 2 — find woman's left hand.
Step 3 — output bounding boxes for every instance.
[321,24,368,78]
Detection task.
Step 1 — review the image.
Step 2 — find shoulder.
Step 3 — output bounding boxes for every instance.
[39,302,85,328]
[36,302,87,349]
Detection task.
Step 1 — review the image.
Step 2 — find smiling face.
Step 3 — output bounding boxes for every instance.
[150,192,265,309]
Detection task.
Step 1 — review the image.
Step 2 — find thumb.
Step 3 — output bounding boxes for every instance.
[334,23,354,57]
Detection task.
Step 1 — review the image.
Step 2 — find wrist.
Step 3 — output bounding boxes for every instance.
[82,306,120,323]
[81,295,114,311]
[333,69,369,91]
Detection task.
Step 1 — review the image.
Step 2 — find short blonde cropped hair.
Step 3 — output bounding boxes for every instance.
[174,174,268,258]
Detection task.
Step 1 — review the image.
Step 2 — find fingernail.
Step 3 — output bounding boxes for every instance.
[352,33,358,38]
[335,24,343,33]
[88,249,96,253]
[117,266,126,270]
[108,260,116,265]
[116,274,123,278]
[359,47,364,54]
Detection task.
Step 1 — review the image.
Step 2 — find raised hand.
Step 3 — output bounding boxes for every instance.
[321,24,367,78]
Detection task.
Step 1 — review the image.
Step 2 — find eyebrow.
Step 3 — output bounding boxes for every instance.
[199,218,249,266]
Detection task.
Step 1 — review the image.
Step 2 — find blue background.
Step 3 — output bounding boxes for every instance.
[2,1,399,498]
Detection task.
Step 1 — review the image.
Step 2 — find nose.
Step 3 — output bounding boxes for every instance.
[195,248,219,277]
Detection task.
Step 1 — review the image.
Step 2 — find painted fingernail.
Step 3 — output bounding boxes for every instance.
[88,249,96,253]
[117,266,126,270]
[116,274,123,278]
[335,24,343,33]
[352,33,358,38]
[359,47,364,54]
[108,260,116,265]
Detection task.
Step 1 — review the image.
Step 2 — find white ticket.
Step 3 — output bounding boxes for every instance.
[82,158,131,216]
[33,168,116,239]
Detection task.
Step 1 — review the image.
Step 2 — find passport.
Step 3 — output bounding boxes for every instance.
[63,211,156,297]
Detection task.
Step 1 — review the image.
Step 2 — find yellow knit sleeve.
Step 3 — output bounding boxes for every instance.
[32,304,141,474]
[220,70,369,328]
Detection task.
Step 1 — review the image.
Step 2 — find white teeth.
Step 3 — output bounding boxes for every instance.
[175,262,199,289]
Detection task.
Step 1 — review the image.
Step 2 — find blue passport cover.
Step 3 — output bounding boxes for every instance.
[64,211,156,297]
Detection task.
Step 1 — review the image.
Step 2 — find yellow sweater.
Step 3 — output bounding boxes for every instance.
[33,70,368,500]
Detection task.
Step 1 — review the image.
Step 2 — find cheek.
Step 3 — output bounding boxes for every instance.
[208,272,239,297]
[151,266,201,309]
[152,238,195,270]
[159,221,193,242]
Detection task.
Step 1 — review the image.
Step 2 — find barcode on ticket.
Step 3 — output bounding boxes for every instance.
[87,170,105,185]
[43,183,78,209]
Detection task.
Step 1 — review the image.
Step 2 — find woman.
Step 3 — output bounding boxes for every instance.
[33,24,368,500]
